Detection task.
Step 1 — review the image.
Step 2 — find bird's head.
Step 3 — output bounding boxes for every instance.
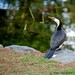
[48,16,61,28]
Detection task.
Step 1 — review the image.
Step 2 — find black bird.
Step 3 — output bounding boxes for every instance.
[44,16,66,59]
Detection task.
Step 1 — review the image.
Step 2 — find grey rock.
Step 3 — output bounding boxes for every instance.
[51,49,75,63]
[0,44,3,48]
[5,45,37,53]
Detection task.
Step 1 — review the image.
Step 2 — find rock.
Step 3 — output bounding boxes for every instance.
[51,49,75,63]
[0,44,3,48]
[5,45,38,53]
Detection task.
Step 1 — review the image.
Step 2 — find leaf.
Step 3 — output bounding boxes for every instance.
[29,7,35,21]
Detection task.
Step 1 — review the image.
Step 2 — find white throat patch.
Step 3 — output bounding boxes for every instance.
[54,18,60,27]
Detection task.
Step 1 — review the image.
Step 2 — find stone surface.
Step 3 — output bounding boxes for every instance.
[0,44,3,48]
[5,45,38,53]
[51,49,75,63]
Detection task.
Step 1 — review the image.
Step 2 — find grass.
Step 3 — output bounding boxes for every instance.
[0,48,75,75]
[14,55,58,75]
[61,68,75,75]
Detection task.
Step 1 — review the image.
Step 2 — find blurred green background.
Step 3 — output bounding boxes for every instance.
[0,0,75,52]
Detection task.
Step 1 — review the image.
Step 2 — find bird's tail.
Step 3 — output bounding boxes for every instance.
[44,49,55,59]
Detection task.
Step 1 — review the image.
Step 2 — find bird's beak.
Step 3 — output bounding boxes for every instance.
[48,16,54,20]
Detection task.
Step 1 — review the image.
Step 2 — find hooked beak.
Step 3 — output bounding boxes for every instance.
[48,16,54,20]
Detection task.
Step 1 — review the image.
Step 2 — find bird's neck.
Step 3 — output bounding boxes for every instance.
[57,21,62,30]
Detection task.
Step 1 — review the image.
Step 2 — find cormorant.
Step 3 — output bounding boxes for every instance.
[44,16,66,59]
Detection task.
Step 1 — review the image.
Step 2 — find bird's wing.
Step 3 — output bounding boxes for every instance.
[50,30,66,49]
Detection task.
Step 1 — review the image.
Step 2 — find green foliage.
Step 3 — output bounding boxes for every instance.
[0,4,53,52]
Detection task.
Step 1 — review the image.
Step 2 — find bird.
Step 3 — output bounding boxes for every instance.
[44,16,66,59]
